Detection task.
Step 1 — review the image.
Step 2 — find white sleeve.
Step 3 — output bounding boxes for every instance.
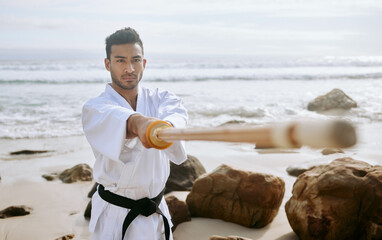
[157,90,188,164]
[82,100,136,162]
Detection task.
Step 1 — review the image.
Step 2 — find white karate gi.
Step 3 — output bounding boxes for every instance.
[82,84,188,240]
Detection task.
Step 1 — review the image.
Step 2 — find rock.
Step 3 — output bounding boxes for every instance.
[165,154,206,194]
[286,166,314,177]
[186,164,285,228]
[84,200,92,220]
[59,163,93,183]
[165,195,191,231]
[286,157,340,177]
[219,120,247,126]
[209,236,253,240]
[285,157,382,240]
[42,173,58,181]
[321,148,344,155]
[307,88,357,112]
[10,150,51,155]
[55,234,75,240]
[0,206,32,218]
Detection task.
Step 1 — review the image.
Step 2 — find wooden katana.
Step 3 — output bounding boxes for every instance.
[145,120,357,150]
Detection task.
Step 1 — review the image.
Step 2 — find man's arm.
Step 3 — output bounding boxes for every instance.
[126,114,160,148]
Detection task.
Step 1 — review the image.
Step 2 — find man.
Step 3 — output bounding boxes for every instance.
[82,27,188,240]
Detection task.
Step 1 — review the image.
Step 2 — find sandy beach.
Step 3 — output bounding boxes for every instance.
[0,122,381,240]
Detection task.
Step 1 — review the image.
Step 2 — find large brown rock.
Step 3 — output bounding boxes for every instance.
[165,154,206,194]
[165,195,191,231]
[285,157,382,240]
[307,88,357,112]
[59,163,93,183]
[186,164,285,228]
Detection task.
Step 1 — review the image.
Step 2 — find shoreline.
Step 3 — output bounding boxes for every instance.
[0,122,381,239]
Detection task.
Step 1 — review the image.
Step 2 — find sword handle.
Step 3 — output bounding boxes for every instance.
[146,120,174,149]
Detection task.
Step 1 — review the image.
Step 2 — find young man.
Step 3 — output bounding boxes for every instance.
[82,27,188,240]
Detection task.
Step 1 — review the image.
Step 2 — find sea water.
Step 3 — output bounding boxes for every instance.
[0,55,381,139]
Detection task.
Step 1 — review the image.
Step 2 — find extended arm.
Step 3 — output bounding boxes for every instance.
[126,114,161,148]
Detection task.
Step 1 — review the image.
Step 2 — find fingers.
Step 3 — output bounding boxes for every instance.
[127,114,161,148]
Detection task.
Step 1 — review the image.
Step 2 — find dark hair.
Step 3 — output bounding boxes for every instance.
[105,27,144,59]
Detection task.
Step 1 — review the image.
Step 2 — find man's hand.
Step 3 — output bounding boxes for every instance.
[126,114,160,148]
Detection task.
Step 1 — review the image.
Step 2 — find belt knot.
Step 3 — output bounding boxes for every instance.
[137,197,157,217]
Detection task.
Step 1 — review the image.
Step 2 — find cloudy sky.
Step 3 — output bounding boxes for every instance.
[1,0,382,58]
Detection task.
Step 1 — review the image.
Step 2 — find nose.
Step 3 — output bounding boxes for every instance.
[124,63,134,73]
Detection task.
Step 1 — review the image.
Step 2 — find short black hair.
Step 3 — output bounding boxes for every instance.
[105,27,144,59]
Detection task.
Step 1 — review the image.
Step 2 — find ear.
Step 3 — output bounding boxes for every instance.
[143,58,147,69]
[104,58,111,71]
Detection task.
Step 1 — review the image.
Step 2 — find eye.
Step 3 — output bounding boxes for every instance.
[116,59,125,63]
[134,59,141,63]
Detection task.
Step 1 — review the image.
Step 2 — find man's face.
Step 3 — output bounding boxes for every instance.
[105,43,146,91]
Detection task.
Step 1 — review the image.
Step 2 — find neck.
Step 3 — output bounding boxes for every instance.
[111,83,139,111]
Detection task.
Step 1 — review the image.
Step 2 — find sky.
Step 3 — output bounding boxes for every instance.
[1,0,382,59]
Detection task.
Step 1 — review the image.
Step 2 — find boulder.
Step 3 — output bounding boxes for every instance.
[165,195,191,231]
[0,205,32,218]
[286,158,339,177]
[285,157,382,240]
[165,154,206,194]
[59,163,93,183]
[186,164,285,228]
[209,236,253,240]
[307,88,357,112]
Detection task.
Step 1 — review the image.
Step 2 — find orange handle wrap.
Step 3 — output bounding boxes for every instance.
[145,120,174,149]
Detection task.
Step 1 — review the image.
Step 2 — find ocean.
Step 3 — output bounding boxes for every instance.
[1,55,382,139]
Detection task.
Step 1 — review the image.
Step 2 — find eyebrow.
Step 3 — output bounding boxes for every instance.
[114,55,142,59]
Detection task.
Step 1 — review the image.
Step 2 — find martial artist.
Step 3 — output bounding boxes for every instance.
[82,27,188,240]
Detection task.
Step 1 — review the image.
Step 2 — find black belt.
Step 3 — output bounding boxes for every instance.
[98,184,170,240]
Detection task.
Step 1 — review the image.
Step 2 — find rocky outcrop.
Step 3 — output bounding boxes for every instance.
[165,195,191,230]
[165,155,206,194]
[59,163,93,183]
[186,164,285,228]
[0,205,32,218]
[307,88,357,112]
[285,157,382,240]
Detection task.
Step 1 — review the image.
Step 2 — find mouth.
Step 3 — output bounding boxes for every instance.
[121,75,137,81]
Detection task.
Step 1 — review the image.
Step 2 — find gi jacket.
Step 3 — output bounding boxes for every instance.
[82,84,188,240]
